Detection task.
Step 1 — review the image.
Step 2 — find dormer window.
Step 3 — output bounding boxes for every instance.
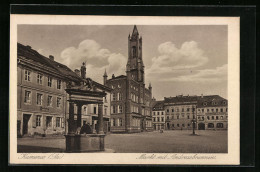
[203,102,207,106]
[223,101,227,105]
[111,85,115,89]
[118,84,121,88]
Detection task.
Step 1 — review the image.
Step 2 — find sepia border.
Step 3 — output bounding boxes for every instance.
[9,15,240,165]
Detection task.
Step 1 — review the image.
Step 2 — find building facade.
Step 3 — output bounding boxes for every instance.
[164,95,197,130]
[17,43,82,136]
[17,43,111,137]
[196,95,228,130]
[152,101,165,130]
[105,25,153,133]
[152,95,228,130]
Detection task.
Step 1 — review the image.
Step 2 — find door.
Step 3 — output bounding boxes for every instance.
[198,123,205,130]
[23,114,31,135]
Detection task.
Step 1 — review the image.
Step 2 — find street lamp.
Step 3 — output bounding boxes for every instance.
[191,105,197,135]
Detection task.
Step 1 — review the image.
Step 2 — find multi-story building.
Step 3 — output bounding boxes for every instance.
[17,43,112,136]
[105,25,153,133]
[17,43,81,136]
[164,95,197,130]
[152,101,165,130]
[153,94,228,130]
[196,95,228,130]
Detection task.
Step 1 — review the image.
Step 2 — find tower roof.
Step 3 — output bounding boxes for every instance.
[103,69,108,77]
[131,25,139,37]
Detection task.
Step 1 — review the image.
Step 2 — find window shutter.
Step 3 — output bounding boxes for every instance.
[53,117,56,129]
[32,115,36,128]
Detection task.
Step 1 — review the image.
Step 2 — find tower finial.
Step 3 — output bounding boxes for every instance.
[103,68,107,77]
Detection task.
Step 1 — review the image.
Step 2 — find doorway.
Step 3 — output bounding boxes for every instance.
[23,114,31,135]
[198,123,205,130]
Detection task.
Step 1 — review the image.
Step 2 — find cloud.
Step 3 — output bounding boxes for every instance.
[161,64,227,83]
[60,39,127,81]
[146,41,208,75]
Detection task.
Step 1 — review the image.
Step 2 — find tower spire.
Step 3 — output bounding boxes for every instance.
[103,69,108,85]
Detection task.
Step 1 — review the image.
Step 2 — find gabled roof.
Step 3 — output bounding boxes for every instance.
[152,100,165,111]
[197,95,227,108]
[17,43,81,82]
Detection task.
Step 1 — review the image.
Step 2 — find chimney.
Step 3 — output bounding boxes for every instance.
[49,55,54,61]
[112,74,115,79]
[74,69,80,77]
[81,62,86,79]
[201,94,203,98]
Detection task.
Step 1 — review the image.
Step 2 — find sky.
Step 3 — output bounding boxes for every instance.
[18,25,228,100]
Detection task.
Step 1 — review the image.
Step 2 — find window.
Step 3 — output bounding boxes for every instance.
[24,90,31,104]
[24,70,31,81]
[84,106,87,114]
[161,112,164,115]
[119,118,123,126]
[202,117,204,120]
[56,117,61,127]
[157,117,160,122]
[118,105,123,113]
[36,115,41,127]
[36,93,43,105]
[211,109,214,112]
[112,106,116,114]
[157,112,160,115]
[220,116,223,119]
[212,116,214,120]
[104,108,107,115]
[182,108,184,112]
[216,108,218,112]
[46,116,52,128]
[177,115,179,119]
[226,108,228,112]
[207,116,210,120]
[172,109,174,112]
[57,97,61,108]
[187,108,190,112]
[94,107,97,114]
[118,93,122,100]
[226,116,228,120]
[217,123,223,128]
[37,73,43,85]
[216,116,219,120]
[167,109,169,113]
[208,123,214,128]
[223,101,227,105]
[207,109,209,112]
[221,108,223,112]
[177,124,179,127]
[176,108,179,112]
[202,109,204,113]
[161,117,164,122]
[47,96,52,107]
[153,112,155,116]
[187,115,190,119]
[57,80,61,89]
[167,116,169,120]
[203,102,207,106]
[182,124,185,127]
[153,117,155,122]
[118,84,121,88]
[48,76,52,87]
[112,93,116,101]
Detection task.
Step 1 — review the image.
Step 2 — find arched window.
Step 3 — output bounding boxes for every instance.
[217,123,224,128]
[208,123,214,128]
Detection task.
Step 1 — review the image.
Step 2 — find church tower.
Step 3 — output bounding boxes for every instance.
[126,25,145,83]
